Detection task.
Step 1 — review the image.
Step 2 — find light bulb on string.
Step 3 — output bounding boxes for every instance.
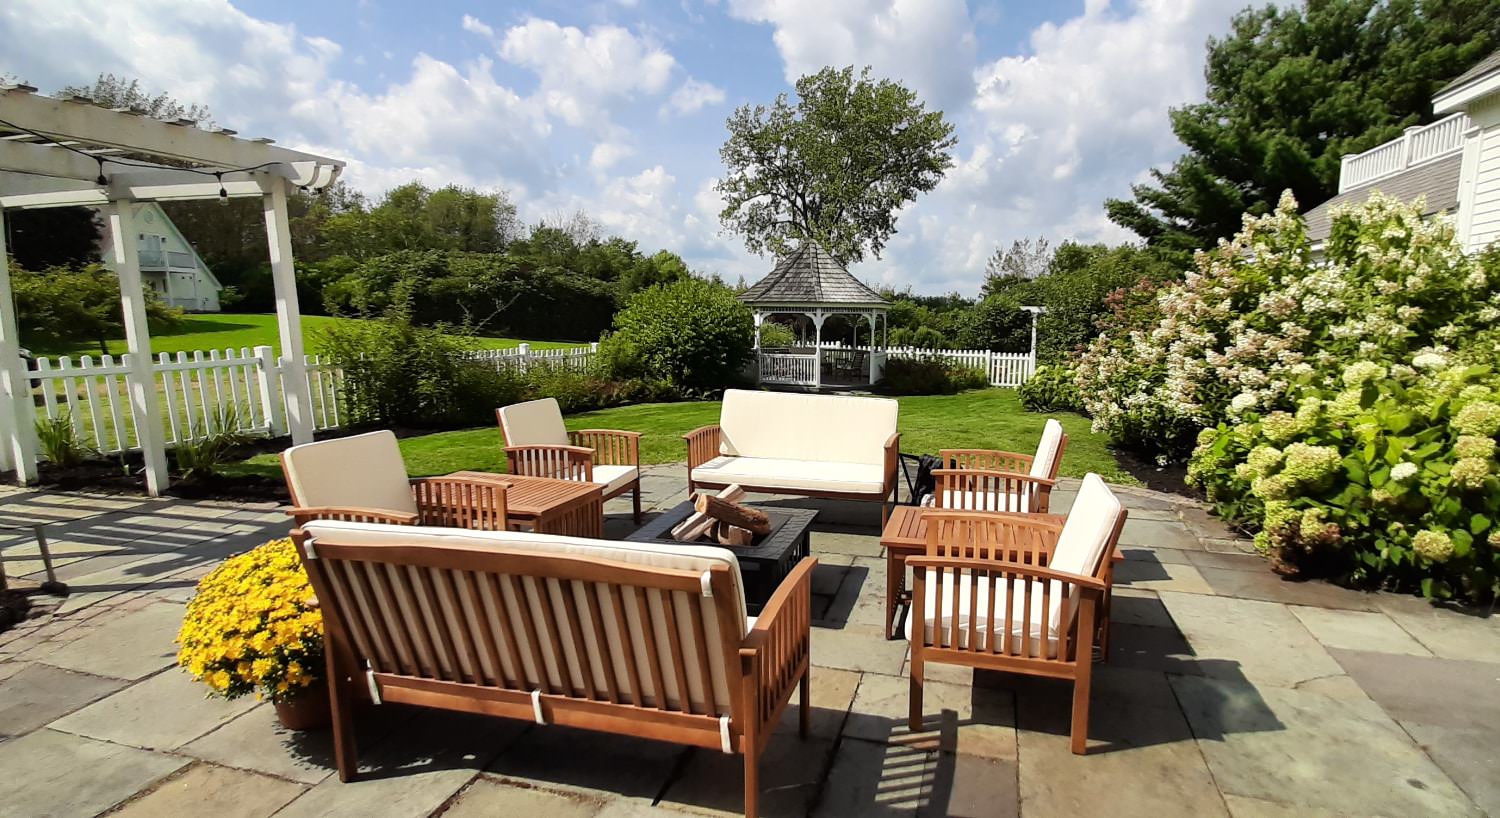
[216,172,229,206]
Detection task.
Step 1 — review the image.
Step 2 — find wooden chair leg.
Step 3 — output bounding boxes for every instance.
[632,480,643,525]
[908,652,924,731]
[743,751,760,818]
[1070,660,1094,755]
[799,668,811,739]
[327,655,359,781]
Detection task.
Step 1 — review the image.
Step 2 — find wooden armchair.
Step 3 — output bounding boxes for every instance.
[292,518,816,818]
[906,474,1126,754]
[497,398,643,523]
[930,418,1069,513]
[280,430,507,530]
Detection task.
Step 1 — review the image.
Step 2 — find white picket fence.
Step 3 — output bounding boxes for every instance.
[26,341,597,456]
[817,343,1037,387]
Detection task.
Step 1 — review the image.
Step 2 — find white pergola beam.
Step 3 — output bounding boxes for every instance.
[2,89,334,170]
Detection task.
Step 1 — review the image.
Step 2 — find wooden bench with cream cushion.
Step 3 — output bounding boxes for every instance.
[281,430,507,530]
[906,473,1126,754]
[925,418,1068,513]
[685,389,901,523]
[497,397,643,523]
[294,519,815,818]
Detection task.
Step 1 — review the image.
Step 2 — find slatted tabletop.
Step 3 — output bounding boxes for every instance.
[445,471,604,538]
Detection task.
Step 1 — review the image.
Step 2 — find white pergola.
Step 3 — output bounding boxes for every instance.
[0,86,344,494]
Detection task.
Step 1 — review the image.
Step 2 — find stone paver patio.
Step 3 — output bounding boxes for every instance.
[1,465,1497,817]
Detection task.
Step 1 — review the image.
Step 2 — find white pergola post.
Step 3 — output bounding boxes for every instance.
[107,201,169,495]
[264,178,313,445]
[811,309,826,390]
[0,209,37,482]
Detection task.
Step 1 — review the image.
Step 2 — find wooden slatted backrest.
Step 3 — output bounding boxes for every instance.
[296,521,747,719]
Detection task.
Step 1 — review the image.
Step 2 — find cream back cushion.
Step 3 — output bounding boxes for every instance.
[1029,419,1065,480]
[282,430,417,514]
[498,398,569,447]
[1049,473,1121,579]
[718,389,897,466]
[301,520,748,716]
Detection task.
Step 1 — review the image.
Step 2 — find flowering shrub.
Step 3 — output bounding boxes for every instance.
[1076,192,1500,461]
[177,539,323,701]
[1189,362,1500,601]
[1018,365,1084,413]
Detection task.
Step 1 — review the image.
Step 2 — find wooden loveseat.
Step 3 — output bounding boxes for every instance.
[294,519,816,818]
[685,389,901,523]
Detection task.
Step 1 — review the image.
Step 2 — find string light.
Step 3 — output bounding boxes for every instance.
[94,157,107,187]
[216,172,229,205]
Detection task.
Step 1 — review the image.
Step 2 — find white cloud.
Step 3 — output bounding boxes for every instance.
[590,141,635,171]
[460,14,494,38]
[664,78,726,116]
[726,0,977,112]
[492,18,676,128]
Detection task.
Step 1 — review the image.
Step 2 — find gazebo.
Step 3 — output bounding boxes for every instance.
[739,243,890,390]
[0,85,345,494]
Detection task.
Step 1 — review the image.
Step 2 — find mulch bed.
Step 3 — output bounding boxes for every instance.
[1113,448,1197,499]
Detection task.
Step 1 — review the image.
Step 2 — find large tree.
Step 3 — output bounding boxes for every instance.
[716,66,956,264]
[1107,0,1500,260]
[60,73,214,125]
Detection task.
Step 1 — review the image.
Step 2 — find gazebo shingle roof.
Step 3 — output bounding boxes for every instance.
[738,243,888,306]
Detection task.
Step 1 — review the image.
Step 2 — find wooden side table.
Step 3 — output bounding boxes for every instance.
[444,471,604,539]
[881,506,1112,642]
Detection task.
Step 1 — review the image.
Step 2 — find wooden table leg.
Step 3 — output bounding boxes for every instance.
[885,550,900,640]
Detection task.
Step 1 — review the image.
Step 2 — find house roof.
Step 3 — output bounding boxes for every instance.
[1437,48,1500,98]
[738,243,889,307]
[1303,152,1462,243]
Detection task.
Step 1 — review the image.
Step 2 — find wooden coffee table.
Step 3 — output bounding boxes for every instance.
[444,471,603,538]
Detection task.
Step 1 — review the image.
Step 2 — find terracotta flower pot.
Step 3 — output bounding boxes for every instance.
[273,681,331,730]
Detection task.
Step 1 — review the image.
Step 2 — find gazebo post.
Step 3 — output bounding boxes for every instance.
[106,200,170,495]
[868,310,877,383]
[263,178,313,445]
[812,309,826,390]
[0,209,37,483]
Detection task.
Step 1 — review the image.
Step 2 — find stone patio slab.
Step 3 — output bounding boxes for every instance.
[845,671,1016,760]
[1157,592,1343,688]
[0,662,125,738]
[1402,722,1500,817]
[275,709,525,818]
[1195,566,1378,611]
[1289,606,1432,656]
[0,728,188,818]
[657,735,835,817]
[1114,558,1214,594]
[443,777,608,818]
[813,736,931,817]
[51,667,259,750]
[38,601,184,679]
[1106,589,1180,630]
[918,753,1019,818]
[1171,674,1480,817]
[1118,518,1203,550]
[111,762,306,818]
[1329,649,1500,729]
[810,626,908,675]
[775,666,859,740]
[183,701,415,785]
[1186,550,1269,573]
[1373,595,1500,663]
[487,724,683,802]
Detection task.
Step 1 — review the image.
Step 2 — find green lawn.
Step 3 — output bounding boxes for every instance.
[29,313,587,358]
[229,389,1135,484]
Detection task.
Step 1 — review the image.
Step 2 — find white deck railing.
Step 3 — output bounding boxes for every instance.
[759,353,818,385]
[1339,113,1470,192]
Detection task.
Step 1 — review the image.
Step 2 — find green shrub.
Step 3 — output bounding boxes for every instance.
[320,310,482,428]
[876,356,986,396]
[607,278,754,394]
[35,411,94,467]
[1018,365,1083,413]
[757,322,797,348]
[174,408,254,481]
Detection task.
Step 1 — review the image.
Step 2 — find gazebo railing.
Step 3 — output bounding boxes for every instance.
[758,352,818,386]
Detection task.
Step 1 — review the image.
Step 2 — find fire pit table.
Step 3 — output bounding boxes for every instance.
[627,502,815,614]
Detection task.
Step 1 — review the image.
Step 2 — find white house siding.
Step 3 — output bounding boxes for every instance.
[1468,122,1500,251]
[98,202,223,312]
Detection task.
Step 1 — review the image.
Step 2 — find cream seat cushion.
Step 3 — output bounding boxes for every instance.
[693,455,885,494]
[906,473,1122,657]
[302,520,749,715]
[718,389,897,466]
[282,430,417,515]
[498,397,569,446]
[592,465,639,494]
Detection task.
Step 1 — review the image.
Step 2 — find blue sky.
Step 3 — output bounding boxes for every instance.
[1,0,1257,293]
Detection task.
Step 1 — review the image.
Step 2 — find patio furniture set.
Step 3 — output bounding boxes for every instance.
[276,390,1125,817]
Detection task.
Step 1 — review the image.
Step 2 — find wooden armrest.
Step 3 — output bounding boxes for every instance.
[742,558,817,647]
[883,432,902,492]
[907,555,1107,591]
[287,506,420,526]
[684,425,723,472]
[570,429,641,467]
[504,444,594,457]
